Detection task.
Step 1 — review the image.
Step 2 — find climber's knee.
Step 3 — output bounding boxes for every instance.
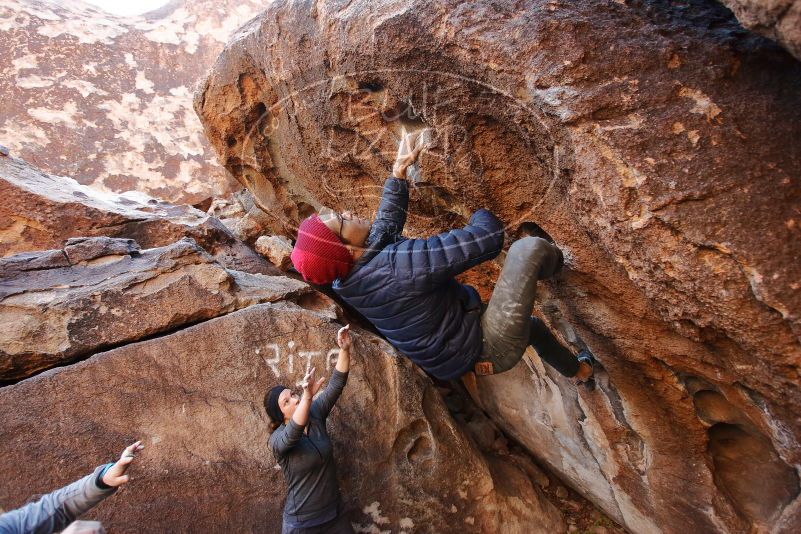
[507,236,547,258]
[507,236,563,279]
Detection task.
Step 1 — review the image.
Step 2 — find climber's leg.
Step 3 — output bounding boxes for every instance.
[475,236,563,375]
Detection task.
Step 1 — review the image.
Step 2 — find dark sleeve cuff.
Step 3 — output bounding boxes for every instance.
[95,463,115,490]
[385,176,408,191]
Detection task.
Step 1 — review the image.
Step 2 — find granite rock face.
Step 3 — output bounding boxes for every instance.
[0,0,267,204]
[196,1,801,532]
[0,155,277,275]
[0,236,309,381]
[0,302,564,533]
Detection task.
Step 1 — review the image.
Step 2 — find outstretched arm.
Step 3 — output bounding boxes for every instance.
[391,208,505,290]
[367,131,429,244]
[313,325,351,420]
[0,442,143,534]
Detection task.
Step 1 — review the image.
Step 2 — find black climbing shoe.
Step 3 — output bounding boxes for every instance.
[576,349,596,391]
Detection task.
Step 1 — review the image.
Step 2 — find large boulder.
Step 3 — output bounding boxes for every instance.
[0,301,564,533]
[0,0,267,204]
[719,1,801,61]
[0,236,310,381]
[0,155,277,275]
[195,1,801,532]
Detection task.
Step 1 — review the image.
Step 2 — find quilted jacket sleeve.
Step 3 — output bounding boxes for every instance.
[391,209,505,290]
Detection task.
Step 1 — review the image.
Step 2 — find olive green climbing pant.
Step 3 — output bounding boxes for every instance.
[476,236,579,377]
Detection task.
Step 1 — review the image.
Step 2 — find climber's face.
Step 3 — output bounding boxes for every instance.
[278,388,299,421]
[319,208,371,251]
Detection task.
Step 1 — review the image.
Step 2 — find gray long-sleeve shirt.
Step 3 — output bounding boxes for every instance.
[0,464,116,534]
[269,370,348,527]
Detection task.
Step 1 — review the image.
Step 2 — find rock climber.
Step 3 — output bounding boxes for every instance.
[0,441,144,534]
[265,325,354,534]
[289,131,594,389]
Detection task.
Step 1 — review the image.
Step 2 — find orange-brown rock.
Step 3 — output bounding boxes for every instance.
[0,0,267,204]
[0,236,309,381]
[0,155,277,275]
[195,1,801,532]
[0,301,564,533]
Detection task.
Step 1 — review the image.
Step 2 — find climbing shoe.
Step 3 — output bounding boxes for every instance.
[576,349,596,391]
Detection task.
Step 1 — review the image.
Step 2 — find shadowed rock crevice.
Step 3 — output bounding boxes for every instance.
[708,423,799,526]
[686,380,801,527]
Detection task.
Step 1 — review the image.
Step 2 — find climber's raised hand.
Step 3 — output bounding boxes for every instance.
[301,366,325,399]
[334,325,353,373]
[337,324,352,351]
[102,441,144,487]
[392,130,429,179]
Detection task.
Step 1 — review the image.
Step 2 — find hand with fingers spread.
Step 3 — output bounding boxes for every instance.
[102,441,144,488]
[392,130,430,180]
[301,366,326,400]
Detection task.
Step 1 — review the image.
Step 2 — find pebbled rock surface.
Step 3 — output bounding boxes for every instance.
[195,1,801,532]
[0,302,564,533]
[719,0,801,61]
[0,236,309,381]
[0,0,267,204]
[0,155,277,275]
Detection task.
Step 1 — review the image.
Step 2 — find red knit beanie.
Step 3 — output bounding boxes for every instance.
[291,214,354,285]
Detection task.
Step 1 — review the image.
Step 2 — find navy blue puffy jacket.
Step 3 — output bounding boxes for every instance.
[333,177,505,380]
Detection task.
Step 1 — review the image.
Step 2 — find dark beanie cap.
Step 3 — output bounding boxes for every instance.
[266,385,287,425]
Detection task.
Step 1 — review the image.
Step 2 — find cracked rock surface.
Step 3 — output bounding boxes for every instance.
[0,236,309,381]
[0,155,277,275]
[196,1,801,532]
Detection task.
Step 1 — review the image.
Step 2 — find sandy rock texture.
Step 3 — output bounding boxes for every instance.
[0,155,277,275]
[0,236,309,381]
[255,234,293,270]
[720,0,801,61]
[0,300,564,533]
[0,0,268,204]
[195,1,801,532]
